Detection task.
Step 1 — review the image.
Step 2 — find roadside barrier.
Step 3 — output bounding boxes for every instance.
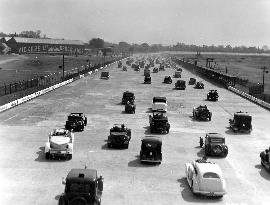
[228,86,270,110]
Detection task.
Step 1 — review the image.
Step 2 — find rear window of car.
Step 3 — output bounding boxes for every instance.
[203,172,220,179]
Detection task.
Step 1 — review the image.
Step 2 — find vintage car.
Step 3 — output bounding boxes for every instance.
[175,80,186,90]
[195,81,204,89]
[163,76,172,84]
[65,113,87,131]
[159,64,165,71]
[185,159,226,197]
[152,96,167,112]
[260,147,270,171]
[122,91,135,105]
[122,66,127,71]
[45,128,74,160]
[107,124,131,148]
[59,168,103,205]
[118,61,122,68]
[100,71,110,79]
[144,68,150,76]
[189,77,196,85]
[207,90,219,101]
[193,105,212,121]
[200,133,228,157]
[229,111,252,133]
[144,75,151,84]
[125,101,136,114]
[174,71,182,78]
[140,136,162,164]
[149,111,170,134]
[177,67,183,72]
[153,68,159,73]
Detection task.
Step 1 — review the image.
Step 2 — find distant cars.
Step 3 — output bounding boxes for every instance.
[163,76,172,84]
[59,169,103,205]
[107,124,131,149]
[153,68,159,73]
[152,97,167,112]
[200,133,228,157]
[122,66,127,71]
[229,111,252,133]
[193,105,212,121]
[125,101,136,114]
[149,111,170,134]
[175,80,186,90]
[260,147,270,171]
[118,61,122,68]
[65,113,87,131]
[122,91,135,105]
[144,75,151,84]
[140,136,162,164]
[174,71,181,78]
[45,128,74,160]
[207,90,219,101]
[185,159,226,197]
[189,78,196,85]
[195,81,204,89]
[100,71,110,79]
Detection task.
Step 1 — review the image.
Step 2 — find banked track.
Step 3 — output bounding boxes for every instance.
[0,54,270,205]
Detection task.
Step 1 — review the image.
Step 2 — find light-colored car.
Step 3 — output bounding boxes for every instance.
[45,128,74,160]
[185,159,226,197]
[152,97,167,112]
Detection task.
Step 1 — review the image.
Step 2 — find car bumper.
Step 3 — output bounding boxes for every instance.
[49,150,71,156]
[140,158,162,163]
[193,190,226,196]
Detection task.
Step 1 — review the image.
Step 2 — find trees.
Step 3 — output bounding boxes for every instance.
[88,38,105,49]
[18,30,42,38]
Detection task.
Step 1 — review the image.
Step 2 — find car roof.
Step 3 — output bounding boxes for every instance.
[206,133,224,139]
[67,169,97,181]
[142,136,162,143]
[194,162,222,176]
[234,112,251,117]
[124,91,134,94]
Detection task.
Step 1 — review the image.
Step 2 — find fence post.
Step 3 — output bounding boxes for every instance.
[10,83,12,94]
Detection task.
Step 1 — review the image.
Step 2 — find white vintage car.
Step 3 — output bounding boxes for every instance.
[152,97,167,112]
[45,128,74,160]
[185,159,226,197]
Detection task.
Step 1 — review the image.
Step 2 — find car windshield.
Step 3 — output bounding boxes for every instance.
[203,172,220,179]
[209,138,224,143]
[68,116,82,121]
[101,72,108,76]
[124,93,134,97]
[153,98,166,103]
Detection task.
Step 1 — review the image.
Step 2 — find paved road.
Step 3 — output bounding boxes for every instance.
[0,54,270,205]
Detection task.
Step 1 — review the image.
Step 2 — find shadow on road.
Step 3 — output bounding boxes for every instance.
[255,164,270,181]
[128,155,159,168]
[35,146,68,162]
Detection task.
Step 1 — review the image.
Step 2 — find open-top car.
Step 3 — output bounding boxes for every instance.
[175,80,186,90]
[140,136,162,164]
[229,111,252,133]
[100,71,109,79]
[65,113,87,131]
[207,90,219,101]
[125,101,136,114]
[144,75,151,84]
[185,158,226,197]
[152,96,167,112]
[200,133,228,157]
[163,76,172,84]
[149,111,170,134]
[189,77,196,85]
[122,91,135,105]
[45,128,74,160]
[174,70,181,78]
[260,146,270,171]
[193,105,212,121]
[195,81,204,89]
[107,124,131,148]
[59,168,103,205]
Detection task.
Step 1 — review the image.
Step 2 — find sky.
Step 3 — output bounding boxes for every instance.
[0,0,270,47]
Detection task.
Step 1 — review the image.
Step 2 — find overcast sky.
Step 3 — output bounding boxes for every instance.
[0,0,269,47]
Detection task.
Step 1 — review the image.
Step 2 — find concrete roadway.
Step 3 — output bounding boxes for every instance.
[0,54,270,205]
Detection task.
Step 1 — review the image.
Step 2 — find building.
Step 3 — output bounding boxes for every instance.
[6,37,85,55]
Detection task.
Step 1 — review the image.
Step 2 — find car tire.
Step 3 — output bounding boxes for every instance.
[45,152,50,160]
[125,144,129,149]
[58,196,66,205]
[69,197,87,205]
[67,154,72,160]
[261,159,265,167]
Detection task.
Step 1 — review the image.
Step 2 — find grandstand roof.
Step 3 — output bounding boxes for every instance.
[9,37,84,46]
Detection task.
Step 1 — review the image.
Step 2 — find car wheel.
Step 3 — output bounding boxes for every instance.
[261,159,265,167]
[45,152,50,160]
[69,197,87,205]
[58,196,66,205]
[125,144,129,149]
[67,154,72,160]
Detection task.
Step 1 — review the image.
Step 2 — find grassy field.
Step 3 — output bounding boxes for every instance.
[172,52,270,94]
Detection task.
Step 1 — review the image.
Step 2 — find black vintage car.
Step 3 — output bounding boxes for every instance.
[188,77,196,85]
[149,111,170,134]
[163,76,172,84]
[229,111,252,133]
[193,105,212,121]
[140,136,162,164]
[195,81,204,89]
[200,133,228,157]
[100,71,109,79]
[107,124,131,148]
[153,68,159,73]
[260,147,270,171]
[175,80,186,90]
[144,76,151,84]
[125,101,136,114]
[122,91,135,105]
[59,169,103,205]
[65,113,87,131]
[207,90,219,101]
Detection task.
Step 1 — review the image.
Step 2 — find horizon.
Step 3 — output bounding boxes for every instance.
[0,0,269,47]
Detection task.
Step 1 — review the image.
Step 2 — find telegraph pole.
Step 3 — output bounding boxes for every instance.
[261,66,269,92]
